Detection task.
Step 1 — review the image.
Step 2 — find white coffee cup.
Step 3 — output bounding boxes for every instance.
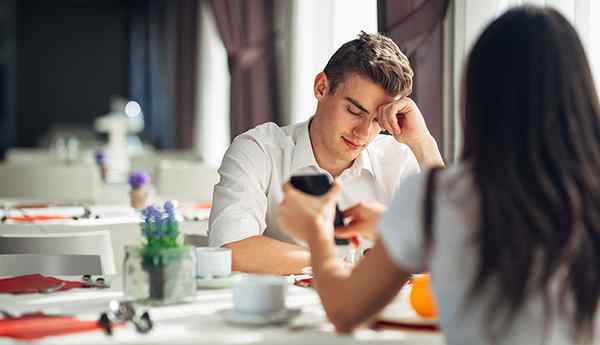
[194,247,232,279]
[232,274,288,315]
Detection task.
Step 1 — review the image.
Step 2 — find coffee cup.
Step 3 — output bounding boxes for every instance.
[232,274,287,315]
[194,247,231,279]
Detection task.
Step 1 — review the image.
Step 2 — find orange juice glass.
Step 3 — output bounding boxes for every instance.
[409,273,438,318]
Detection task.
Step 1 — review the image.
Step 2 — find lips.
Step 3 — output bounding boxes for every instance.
[342,136,364,150]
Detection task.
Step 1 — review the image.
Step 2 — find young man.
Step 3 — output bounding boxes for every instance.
[208,32,443,274]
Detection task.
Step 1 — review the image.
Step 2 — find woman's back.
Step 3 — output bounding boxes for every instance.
[380,163,600,344]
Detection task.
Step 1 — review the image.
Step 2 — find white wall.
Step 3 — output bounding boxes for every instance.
[286,0,378,125]
[194,1,230,168]
[445,0,600,161]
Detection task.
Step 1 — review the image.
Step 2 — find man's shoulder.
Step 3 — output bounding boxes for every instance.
[367,134,414,162]
[234,122,297,148]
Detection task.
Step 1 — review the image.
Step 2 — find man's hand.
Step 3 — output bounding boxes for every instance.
[377,97,431,147]
[377,97,444,169]
[334,202,385,241]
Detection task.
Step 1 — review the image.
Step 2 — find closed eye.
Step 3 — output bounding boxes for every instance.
[346,106,362,116]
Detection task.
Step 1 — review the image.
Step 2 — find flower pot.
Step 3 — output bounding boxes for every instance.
[130,187,149,210]
[123,246,196,305]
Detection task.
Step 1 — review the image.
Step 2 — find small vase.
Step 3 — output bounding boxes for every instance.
[124,246,196,305]
[99,165,108,182]
[130,187,148,210]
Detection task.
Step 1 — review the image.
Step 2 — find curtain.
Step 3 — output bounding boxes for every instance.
[174,0,199,149]
[0,0,17,159]
[210,0,281,139]
[128,0,200,149]
[378,0,449,150]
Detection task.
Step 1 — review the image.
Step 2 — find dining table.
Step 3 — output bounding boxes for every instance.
[0,274,446,345]
[0,203,210,273]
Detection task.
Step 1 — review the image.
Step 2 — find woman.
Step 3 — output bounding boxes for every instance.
[278,6,600,345]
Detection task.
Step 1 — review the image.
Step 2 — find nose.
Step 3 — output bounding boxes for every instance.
[352,117,372,141]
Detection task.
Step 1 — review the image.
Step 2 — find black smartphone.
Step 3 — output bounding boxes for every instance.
[289,174,348,245]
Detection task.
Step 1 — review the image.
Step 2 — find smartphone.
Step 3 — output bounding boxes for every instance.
[289,174,348,245]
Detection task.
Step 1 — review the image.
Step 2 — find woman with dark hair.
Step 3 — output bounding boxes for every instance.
[278,6,600,344]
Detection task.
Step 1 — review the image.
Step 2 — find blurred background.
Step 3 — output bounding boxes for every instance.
[1,0,599,170]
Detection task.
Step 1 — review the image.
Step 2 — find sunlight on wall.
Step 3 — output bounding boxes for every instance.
[195,1,230,168]
[287,0,378,125]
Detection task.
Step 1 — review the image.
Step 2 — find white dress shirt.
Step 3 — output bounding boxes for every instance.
[208,120,420,248]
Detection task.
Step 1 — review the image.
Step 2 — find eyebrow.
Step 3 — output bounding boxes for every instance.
[344,97,370,114]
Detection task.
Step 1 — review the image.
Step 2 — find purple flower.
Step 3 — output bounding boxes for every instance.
[94,150,106,166]
[143,205,160,222]
[128,171,150,189]
[164,200,177,219]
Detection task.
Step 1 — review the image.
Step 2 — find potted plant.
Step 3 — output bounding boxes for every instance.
[129,171,150,209]
[134,201,196,304]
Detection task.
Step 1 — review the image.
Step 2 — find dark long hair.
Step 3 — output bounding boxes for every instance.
[461,6,600,343]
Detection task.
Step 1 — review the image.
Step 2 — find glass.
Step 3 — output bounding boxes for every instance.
[123,245,196,305]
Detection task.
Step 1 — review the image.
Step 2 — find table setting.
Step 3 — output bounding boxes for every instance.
[0,201,444,344]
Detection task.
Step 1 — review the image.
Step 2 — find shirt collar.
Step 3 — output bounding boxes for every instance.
[290,120,320,173]
[290,118,376,177]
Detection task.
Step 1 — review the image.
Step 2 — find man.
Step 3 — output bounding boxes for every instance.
[208,32,444,274]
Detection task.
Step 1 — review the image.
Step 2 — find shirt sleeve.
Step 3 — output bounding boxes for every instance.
[208,133,271,248]
[378,172,428,273]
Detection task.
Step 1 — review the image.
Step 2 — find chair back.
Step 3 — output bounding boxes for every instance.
[0,254,103,275]
[0,230,116,275]
[0,163,101,203]
[157,161,219,202]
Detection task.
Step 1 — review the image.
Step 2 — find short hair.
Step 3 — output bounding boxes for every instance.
[323,31,413,97]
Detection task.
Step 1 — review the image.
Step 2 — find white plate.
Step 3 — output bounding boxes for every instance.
[195,274,237,289]
[377,286,438,327]
[378,313,438,326]
[219,308,301,326]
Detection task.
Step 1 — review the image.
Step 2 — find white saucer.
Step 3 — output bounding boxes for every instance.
[219,308,301,326]
[195,274,237,289]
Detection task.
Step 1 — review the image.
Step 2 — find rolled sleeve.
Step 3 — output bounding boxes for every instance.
[208,134,271,248]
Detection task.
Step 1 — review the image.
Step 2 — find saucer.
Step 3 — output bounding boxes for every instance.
[219,308,301,326]
[195,274,237,289]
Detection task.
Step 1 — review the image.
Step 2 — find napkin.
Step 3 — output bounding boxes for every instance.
[0,313,103,340]
[0,274,87,294]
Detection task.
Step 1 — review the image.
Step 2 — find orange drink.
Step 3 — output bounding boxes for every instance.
[409,273,438,318]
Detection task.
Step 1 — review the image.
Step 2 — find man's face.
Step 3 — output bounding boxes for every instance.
[312,73,398,164]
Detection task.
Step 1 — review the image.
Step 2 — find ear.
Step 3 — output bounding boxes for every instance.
[313,72,330,100]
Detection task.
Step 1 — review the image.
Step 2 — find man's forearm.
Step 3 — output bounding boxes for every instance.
[224,235,310,275]
[409,134,445,169]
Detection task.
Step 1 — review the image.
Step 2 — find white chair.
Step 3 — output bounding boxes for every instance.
[5,148,55,165]
[0,254,103,275]
[184,233,209,247]
[0,231,116,275]
[0,163,101,203]
[156,160,219,203]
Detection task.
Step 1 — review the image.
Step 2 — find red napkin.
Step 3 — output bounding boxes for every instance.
[0,313,104,341]
[7,215,71,222]
[0,274,87,294]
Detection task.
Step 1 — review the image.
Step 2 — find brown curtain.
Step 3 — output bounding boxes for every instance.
[378,0,449,147]
[173,0,199,149]
[210,0,280,139]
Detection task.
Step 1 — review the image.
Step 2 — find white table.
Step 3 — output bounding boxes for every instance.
[0,205,210,273]
[0,276,445,345]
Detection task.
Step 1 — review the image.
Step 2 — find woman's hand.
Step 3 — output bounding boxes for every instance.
[334,202,385,241]
[278,181,342,243]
